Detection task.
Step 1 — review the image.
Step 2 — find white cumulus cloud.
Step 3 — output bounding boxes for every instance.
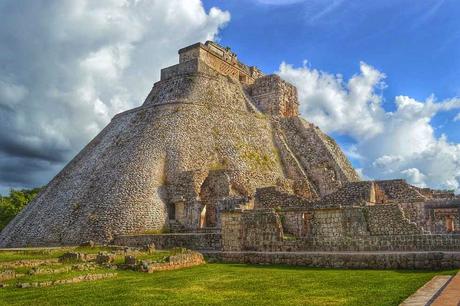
[0,0,230,193]
[279,61,460,193]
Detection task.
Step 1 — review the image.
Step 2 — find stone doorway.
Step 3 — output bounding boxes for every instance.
[168,203,175,220]
[198,170,231,228]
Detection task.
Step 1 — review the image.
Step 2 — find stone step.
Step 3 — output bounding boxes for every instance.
[430,271,460,306]
[399,275,451,306]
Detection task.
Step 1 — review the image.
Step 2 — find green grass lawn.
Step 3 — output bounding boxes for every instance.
[1,263,456,306]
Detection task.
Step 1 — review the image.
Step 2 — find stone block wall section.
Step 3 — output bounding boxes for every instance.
[176,41,263,85]
[221,209,284,252]
[220,205,460,253]
[365,204,423,235]
[400,200,460,234]
[254,186,310,209]
[294,234,460,252]
[205,251,460,270]
[277,117,360,196]
[376,180,427,203]
[249,75,299,117]
[112,233,222,251]
[139,251,205,273]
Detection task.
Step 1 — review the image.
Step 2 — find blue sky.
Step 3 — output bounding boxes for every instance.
[203,0,460,98]
[0,0,459,193]
[203,0,460,139]
[203,0,460,190]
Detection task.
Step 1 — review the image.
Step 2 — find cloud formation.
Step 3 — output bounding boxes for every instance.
[279,62,460,193]
[0,0,229,193]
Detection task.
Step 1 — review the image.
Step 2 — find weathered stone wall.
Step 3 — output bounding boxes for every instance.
[112,233,221,251]
[254,186,309,209]
[311,208,369,238]
[146,73,252,112]
[220,211,243,251]
[399,200,460,234]
[249,75,299,117]
[314,181,373,207]
[431,207,460,234]
[159,58,220,82]
[375,180,427,203]
[221,205,438,253]
[221,209,284,252]
[295,234,460,252]
[205,251,460,270]
[364,204,423,235]
[176,41,262,85]
[278,117,360,196]
[139,251,205,272]
[241,209,284,251]
[222,234,460,252]
[399,202,430,230]
[280,210,305,237]
[310,209,344,238]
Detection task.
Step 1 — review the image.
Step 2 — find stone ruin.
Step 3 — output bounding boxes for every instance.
[1,41,459,268]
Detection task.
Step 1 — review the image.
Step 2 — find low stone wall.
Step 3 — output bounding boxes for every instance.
[112,233,221,251]
[289,234,460,252]
[138,251,205,273]
[0,270,15,282]
[14,273,118,289]
[0,258,59,269]
[204,251,460,270]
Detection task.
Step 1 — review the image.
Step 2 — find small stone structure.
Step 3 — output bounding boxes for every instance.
[135,250,205,273]
[14,273,118,289]
[0,41,459,269]
[219,179,460,258]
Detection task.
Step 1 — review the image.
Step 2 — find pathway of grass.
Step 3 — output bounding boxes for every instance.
[1,263,457,306]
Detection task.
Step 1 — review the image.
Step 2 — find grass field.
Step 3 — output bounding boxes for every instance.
[1,259,457,306]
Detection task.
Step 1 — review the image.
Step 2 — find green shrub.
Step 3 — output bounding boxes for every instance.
[0,187,42,230]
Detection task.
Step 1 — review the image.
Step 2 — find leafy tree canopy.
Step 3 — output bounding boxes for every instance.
[0,187,42,230]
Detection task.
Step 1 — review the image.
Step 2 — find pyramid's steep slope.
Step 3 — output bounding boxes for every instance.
[0,41,359,247]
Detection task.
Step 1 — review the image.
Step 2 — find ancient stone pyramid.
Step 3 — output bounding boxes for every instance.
[0,41,359,247]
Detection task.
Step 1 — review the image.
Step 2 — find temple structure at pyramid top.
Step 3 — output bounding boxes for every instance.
[166,41,264,85]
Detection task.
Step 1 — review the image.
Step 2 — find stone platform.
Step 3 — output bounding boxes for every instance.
[203,251,460,270]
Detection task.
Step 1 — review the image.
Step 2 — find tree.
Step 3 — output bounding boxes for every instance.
[0,187,42,230]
